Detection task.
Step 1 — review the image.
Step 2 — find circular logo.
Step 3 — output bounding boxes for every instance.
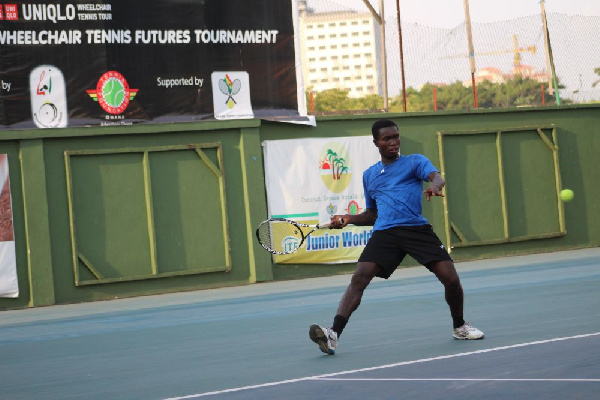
[96,71,130,114]
[282,236,301,253]
[34,101,61,127]
[319,143,352,193]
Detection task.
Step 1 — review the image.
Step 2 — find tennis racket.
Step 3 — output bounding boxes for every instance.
[256,218,342,255]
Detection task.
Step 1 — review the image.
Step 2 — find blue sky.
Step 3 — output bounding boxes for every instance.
[325,0,600,28]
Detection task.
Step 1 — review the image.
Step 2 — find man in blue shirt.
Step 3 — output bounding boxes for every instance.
[310,119,484,355]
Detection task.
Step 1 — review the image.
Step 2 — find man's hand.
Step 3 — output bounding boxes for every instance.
[425,171,446,201]
[329,214,350,229]
[424,186,444,201]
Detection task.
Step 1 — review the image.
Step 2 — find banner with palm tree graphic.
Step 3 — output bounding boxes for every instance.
[263,136,379,264]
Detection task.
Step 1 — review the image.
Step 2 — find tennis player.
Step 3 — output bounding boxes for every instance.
[310,119,484,355]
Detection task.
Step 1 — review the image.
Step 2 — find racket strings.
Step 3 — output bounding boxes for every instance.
[257,220,304,253]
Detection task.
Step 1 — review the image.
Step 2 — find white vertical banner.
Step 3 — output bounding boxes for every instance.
[211,71,254,120]
[0,154,18,298]
[29,65,68,129]
[262,136,379,264]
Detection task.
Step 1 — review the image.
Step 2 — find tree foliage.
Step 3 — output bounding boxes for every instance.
[307,76,569,114]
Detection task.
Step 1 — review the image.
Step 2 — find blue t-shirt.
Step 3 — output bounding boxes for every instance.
[363,154,438,231]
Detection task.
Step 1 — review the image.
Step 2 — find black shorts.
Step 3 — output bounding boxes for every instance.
[358,225,452,279]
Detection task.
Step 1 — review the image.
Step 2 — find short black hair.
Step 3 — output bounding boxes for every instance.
[371,119,398,139]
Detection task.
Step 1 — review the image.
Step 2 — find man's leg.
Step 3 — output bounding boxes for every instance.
[428,260,484,339]
[428,260,464,328]
[310,262,381,354]
[336,261,381,318]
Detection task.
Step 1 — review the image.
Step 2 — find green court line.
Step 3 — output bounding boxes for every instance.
[271,212,319,219]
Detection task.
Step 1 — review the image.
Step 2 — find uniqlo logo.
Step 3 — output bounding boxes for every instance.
[4,4,18,20]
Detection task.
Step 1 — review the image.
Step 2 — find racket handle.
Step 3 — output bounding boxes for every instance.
[318,217,345,229]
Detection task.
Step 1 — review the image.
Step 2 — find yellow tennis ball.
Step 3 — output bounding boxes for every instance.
[560,189,574,202]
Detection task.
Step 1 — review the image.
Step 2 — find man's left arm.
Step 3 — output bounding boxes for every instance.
[424,171,445,201]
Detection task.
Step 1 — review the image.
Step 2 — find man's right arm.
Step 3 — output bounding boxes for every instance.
[331,208,377,228]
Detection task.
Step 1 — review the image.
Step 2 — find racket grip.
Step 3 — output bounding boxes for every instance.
[319,217,345,229]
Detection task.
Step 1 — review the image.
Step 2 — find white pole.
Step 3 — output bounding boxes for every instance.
[463,0,478,107]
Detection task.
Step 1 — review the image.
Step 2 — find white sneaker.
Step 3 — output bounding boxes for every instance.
[453,322,484,340]
[309,324,338,355]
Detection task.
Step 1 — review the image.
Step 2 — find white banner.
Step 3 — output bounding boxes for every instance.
[263,136,379,264]
[211,71,254,120]
[0,154,18,298]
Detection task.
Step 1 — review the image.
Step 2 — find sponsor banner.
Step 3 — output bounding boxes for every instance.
[0,154,18,298]
[211,71,254,120]
[29,65,68,128]
[0,0,302,129]
[262,136,379,264]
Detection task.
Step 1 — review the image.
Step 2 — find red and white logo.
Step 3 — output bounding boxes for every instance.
[3,4,19,20]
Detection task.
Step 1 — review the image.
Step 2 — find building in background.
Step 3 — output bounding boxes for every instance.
[298,0,382,98]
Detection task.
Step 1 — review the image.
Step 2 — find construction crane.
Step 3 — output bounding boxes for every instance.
[442,34,536,73]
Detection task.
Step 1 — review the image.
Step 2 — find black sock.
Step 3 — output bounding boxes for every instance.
[453,316,465,329]
[332,314,348,337]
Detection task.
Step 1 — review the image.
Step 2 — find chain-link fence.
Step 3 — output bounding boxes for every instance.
[300,0,600,113]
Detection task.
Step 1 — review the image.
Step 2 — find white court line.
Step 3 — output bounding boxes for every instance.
[316,378,600,382]
[163,332,600,399]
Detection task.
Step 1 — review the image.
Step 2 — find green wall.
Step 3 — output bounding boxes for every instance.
[0,105,598,310]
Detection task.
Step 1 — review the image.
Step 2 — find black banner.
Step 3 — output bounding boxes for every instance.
[0,1,300,129]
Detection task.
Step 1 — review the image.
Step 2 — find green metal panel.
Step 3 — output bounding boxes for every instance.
[64,144,231,286]
[19,140,55,306]
[438,126,565,251]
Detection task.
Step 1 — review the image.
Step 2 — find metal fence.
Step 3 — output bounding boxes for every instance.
[301,1,600,113]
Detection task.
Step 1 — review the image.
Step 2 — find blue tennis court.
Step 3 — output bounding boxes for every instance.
[1,248,599,399]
